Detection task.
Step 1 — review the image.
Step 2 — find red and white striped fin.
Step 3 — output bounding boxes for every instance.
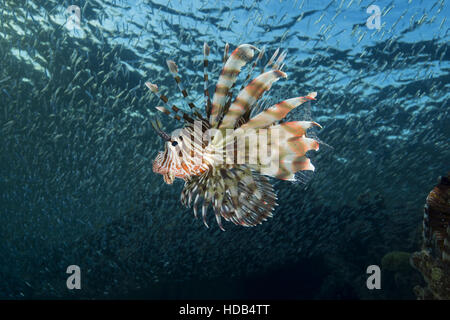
[209,44,256,127]
[277,135,319,180]
[236,45,265,100]
[279,120,322,137]
[219,70,287,129]
[257,123,320,180]
[275,155,315,180]
[221,46,266,127]
[285,135,320,155]
[241,92,317,129]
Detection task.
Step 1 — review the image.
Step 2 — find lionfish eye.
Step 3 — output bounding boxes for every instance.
[171,140,178,147]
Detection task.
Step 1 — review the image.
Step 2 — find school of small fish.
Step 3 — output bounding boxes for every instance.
[0,0,448,299]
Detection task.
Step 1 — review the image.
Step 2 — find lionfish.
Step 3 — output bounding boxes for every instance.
[146,43,321,230]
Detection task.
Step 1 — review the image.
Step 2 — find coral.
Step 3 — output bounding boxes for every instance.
[410,250,450,299]
[381,251,412,273]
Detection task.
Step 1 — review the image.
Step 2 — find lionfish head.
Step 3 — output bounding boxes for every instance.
[149,116,179,184]
[152,131,187,185]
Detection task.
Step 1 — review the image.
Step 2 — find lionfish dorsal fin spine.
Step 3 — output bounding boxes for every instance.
[220,45,266,127]
[237,45,265,94]
[218,69,287,129]
[272,50,288,71]
[209,44,256,127]
[155,106,194,123]
[165,60,204,120]
[262,47,280,73]
[222,42,230,66]
[146,82,186,123]
[240,92,317,130]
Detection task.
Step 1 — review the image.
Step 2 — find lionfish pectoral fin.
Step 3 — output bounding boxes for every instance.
[192,193,201,219]
[215,212,225,231]
[213,197,226,231]
[181,166,276,229]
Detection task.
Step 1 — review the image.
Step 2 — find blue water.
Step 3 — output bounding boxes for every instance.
[0,0,448,299]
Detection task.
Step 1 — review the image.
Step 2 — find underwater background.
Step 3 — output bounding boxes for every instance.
[0,0,449,299]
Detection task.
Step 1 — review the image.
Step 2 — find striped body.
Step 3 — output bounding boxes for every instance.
[147,43,322,230]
